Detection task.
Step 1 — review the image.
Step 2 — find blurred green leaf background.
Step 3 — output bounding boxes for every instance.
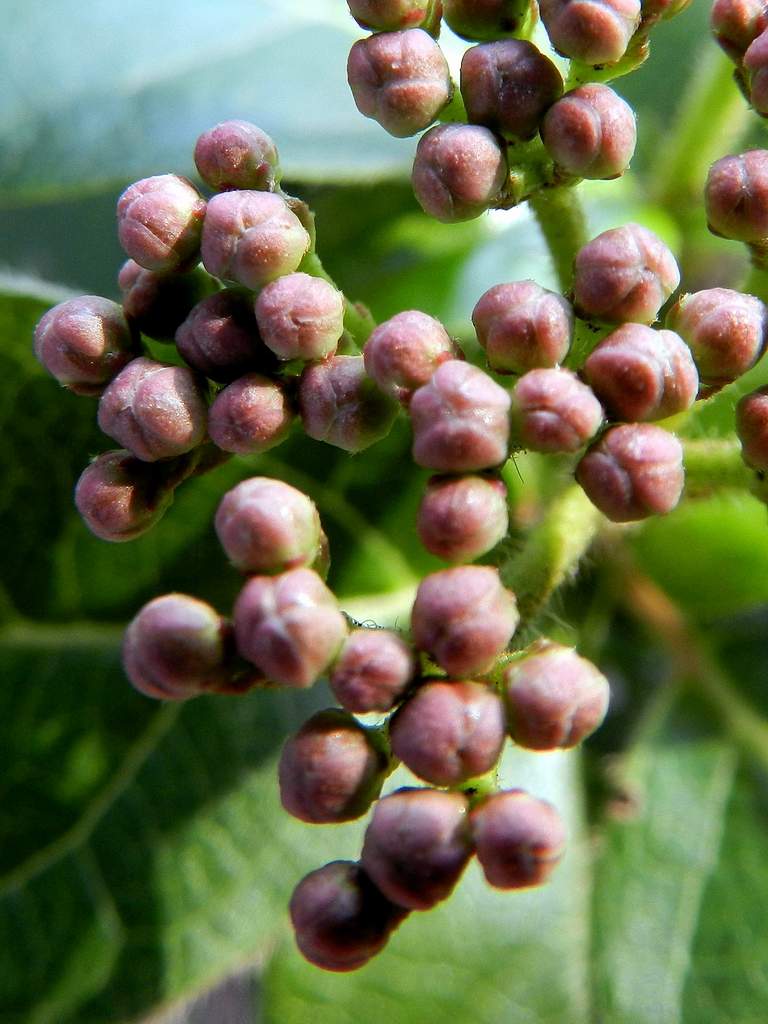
[2,2,768,1022]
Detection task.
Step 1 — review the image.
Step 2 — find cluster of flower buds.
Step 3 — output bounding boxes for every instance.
[344,0,695,222]
[33,121,402,542]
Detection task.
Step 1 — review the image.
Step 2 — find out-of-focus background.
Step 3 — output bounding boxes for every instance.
[2,2,768,1022]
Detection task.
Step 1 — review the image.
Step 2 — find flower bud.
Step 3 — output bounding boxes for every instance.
[711,0,768,63]
[745,30,768,116]
[472,280,574,374]
[122,593,234,699]
[576,423,684,521]
[417,474,509,562]
[193,120,280,192]
[254,272,344,361]
[410,360,511,471]
[541,84,636,180]
[666,287,768,385]
[390,680,506,785]
[201,191,310,289]
[583,324,698,421]
[470,789,566,889]
[74,449,185,541]
[363,310,459,405]
[118,261,218,343]
[539,0,641,65]
[412,124,508,222]
[299,355,398,452]
[360,789,473,910]
[511,368,603,452]
[278,709,389,824]
[443,0,532,40]
[208,374,294,455]
[330,628,416,713]
[347,0,435,31]
[347,29,452,139]
[233,568,347,687]
[117,174,206,273]
[176,289,275,383]
[33,295,139,396]
[97,356,208,462]
[736,386,768,470]
[215,477,321,574]
[461,40,563,140]
[290,861,407,972]
[705,150,768,243]
[503,641,610,749]
[411,565,519,676]
[573,224,680,325]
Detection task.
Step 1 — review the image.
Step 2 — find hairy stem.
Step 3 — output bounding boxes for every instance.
[682,437,753,496]
[528,185,588,292]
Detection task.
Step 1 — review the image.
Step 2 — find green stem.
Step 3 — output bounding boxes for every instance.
[743,249,768,301]
[528,185,589,292]
[437,85,467,124]
[500,483,602,626]
[651,48,746,210]
[564,318,612,370]
[565,35,649,90]
[682,438,753,496]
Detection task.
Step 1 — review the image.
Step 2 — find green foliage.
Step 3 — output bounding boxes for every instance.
[3,2,768,1023]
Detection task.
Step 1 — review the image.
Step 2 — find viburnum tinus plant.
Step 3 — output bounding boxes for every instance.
[5,0,768,1021]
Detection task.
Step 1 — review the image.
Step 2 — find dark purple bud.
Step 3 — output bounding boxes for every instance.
[411,565,519,676]
[348,29,452,139]
[360,789,473,910]
[299,355,398,452]
[117,174,206,273]
[470,789,566,889]
[278,709,389,824]
[461,40,563,141]
[541,84,636,180]
[576,423,684,521]
[390,680,506,785]
[208,374,293,455]
[666,287,768,385]
[233,568,347,687]
[410,360,511,471]
[33,295,139,396]
[583,324,698,422]
[363,310,459,405]
[573,224,680,325]
[705,150,768,243]
[417,473,509,562]
[122,593,233,700]
[412,123,508,222]
[347,0,436,31]
[215,477,321,574]
[745,30,768,116]
[443,0,532,40]
[97,356,208,462]
[201,191,310,289]
[511,368,603,453]
[290,861,407,972]
[255,272,344,361]
[74,449,186,542]
[711,0,768,62]
[736,386,768,470]
[194,120,280,192]
[118,260,218,343]
[473,280,573,374]
[503,641,610,749]
[176,289,274,383]
[330,628,416,713]
[539,0,641,65]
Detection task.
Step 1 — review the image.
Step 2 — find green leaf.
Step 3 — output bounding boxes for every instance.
[0,1,412,204]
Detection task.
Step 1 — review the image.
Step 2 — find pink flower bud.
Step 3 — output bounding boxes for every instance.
[330,628,416,712]
[363,310,459,404]
[472,280,574,374]
[511,367,603,452]
[176,289,274,383]
[736,386,768,470]
[417,474,509,562]
[208,374,294,455]
[347,0,436,31]
[299,355,398,452]
[745,30,768,115]
[117,174,206,273]
[539,0,641,65]
[711,0,768,62]
[541,84,636,180]
[412,124,508,222]
[444,0,533,40]
[470,789,566,889]
[705,150,768,243]
[255,272,344,361]
[118,261,217,343]
[194,120,280,192]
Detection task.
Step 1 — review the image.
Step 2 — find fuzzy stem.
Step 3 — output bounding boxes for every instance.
[528,185,589,292]
[682,438,753,496]
[500,482,601,626]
